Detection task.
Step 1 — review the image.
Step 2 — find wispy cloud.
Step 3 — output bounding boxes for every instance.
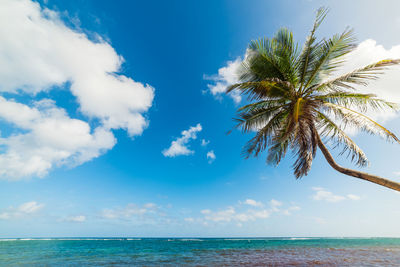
[64,215,86,223]
[282,206,301,216]
[100,203,170,225]
[200,206,269,223]
[312,187,360,202]
[270,199,283,212]
[0,201,44,220]
[187,198,298,226]
[347,194,361,201]
[162,124,202,157]
[201,139,210,146]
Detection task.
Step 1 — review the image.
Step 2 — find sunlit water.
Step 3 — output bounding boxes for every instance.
[1,237,400,266]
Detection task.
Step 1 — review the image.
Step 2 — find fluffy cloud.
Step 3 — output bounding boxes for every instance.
[205,58,243,103]
[0,201,44,220]
[206,150,216,163]
[0,98,115,178]
[312,187,360,202]
[190,198,297,225]
[162,124,202,157]
[0,0,154,178]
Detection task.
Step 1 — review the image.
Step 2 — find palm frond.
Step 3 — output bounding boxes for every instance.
[298,7,329,90]
[323,102,400,143]
[315,92,399,112]
[315,59,400,92]
[302,27,356,93]
[244,39,288,82]
[227,79,293,100]
[267,137,290,166]
[272,28,300,85]
[242,32,299,87]
[242,110,289,158]
[235,103,289,133]
[237,99,287,112]
[292,118,318,178]
[317,111,368,166]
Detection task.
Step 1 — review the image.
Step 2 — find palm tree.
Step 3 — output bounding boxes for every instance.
[227,8,400,192]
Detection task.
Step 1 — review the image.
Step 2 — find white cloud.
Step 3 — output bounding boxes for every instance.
[100,203,168,224]
[201,209,211,214]
[282,206,301,216]
[312,187,346,202]
[0,201,44,220]
[0,98,116,178]
[269,199,283,212]
[143,203,157,209]
[205,57,243,103]
[201,206,270,223]
[17,201,44,214]
[347,194,361,201]
[0,213,9,220]
[201,139,210,146]
[312,187,360,202]
[65,215,86,223]
[242,199,263,207]
[0,0,154,178]
[206,150,216,163]
[162,124,202,157]
[195,198,292,225]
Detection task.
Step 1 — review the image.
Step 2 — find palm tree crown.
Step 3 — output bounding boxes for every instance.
[228,8,400,186]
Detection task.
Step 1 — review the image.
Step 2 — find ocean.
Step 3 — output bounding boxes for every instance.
[1,237,400,266]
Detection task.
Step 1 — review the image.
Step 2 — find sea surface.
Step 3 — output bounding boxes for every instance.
[1,237,400,266]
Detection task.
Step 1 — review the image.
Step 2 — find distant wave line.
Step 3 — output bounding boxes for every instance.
[0,238,142,241]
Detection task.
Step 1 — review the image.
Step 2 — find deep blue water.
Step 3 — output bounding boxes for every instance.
[1,237,400,266]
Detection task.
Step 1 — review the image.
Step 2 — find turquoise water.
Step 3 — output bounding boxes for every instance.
[1,237,400,266]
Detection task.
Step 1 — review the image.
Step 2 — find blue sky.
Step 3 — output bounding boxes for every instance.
[1,0,400,237]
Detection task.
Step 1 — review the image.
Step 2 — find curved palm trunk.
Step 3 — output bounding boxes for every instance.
[316,133,400,192]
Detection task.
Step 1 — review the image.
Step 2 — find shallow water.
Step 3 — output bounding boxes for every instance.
[1,237,400,266]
